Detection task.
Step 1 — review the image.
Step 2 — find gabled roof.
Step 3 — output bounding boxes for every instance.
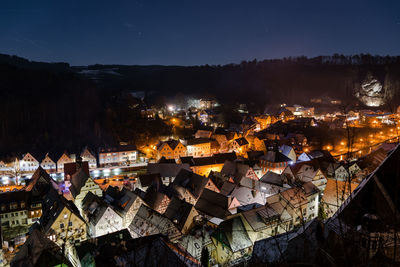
[195,188,237,219]
[21,152,39,162]
[279,182,319,208]
[220,161,252,184]
[24,166,59,194]
[41,153,56,163]
[260,150,292,163]
[82,191,103,214]
[285,159,321,176]
[260,171,284,186]
[157,140,183,151]
[164,197,195,231]
[70,168,91,198]
[81,146,96,158]
[230,186,266,206]
[171,169,208,199]
[40,189,86,233]
[64,161,90,178]
[89,204,120,226]
[220,181,236,196]
[308,150,335,162]
[321,179,358,207]
[212,216,253,253]
[279,144,294,157]
[143,188,169,211]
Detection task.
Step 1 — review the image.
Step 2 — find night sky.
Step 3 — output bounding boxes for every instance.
[1,0,399,66]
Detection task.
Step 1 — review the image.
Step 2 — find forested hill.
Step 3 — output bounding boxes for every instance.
[1,53,400,157]
[75,54,400,107]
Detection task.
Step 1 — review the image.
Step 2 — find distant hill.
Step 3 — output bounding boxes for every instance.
[0,53,70,72]
[73,54,400,108]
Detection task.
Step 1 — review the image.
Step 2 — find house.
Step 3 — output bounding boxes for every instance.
[19,152,40,173]
[332,164,349,181]
[348,162,362,177]
[229,137,249,154]
[156,140,187,160]
[237,205,283,243]
[81,147,97,169]
[179,152,236,177]
[69,166,103,212]
[282,160,328,191]
[147,162,191,186]
[24,166,60,196]
[164,197,199,235]
[186,138,212,157]
[210,216,253,266]
[258,171,288,197]
[195,188,240,219]
[245,135,267,151]
[297,152,313,162]
[86,203,123,237]
[113,189,147,227]
[220,161,259,184]
[57,152,74,173]
[212,133,229,152]
[179,226,214,262]
[169,169,209,205]
[0,191,42,235]
[40,153,56,173]
[228,185,267,206]
[129,204,182,241]
[40,190,87,246]
[266,181,319,226]
[278,109,294,122]
[258,149,293,174]
[279,144,297,163]
[253,115,273,130]
[142,188,171,214]
[98,145,138,167]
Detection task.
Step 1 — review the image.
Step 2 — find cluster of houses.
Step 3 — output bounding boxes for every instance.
[1,134,394,266]
[0,145,142,177]
[2,99,400,266]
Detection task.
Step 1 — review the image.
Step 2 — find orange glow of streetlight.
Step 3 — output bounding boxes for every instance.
[340,141,345,146]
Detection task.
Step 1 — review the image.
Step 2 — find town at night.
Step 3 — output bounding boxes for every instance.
[1,1,400,266]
